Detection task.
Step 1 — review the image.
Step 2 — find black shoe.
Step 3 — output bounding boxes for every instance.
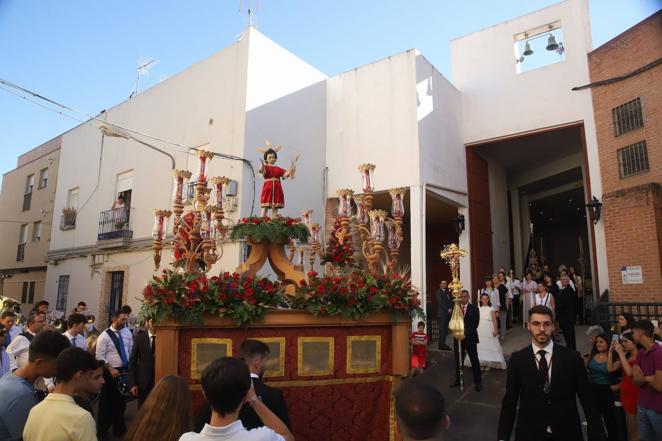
[475,384,482,392]
[439,345,452,351]
[449,382,461,388]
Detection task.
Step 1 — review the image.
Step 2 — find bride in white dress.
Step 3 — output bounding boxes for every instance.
[466,293,507,370]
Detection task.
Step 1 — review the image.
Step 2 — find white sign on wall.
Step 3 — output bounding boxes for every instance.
[621,266,643,284]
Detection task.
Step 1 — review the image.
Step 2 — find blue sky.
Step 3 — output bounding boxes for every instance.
[0,0,659,179]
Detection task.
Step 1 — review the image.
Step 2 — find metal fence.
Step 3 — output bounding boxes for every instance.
[16,243,25,261]
[596,302,662,331]
[97,206,133,241]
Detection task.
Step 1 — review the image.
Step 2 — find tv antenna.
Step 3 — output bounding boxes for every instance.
[131,57,158,98]
[239,0,260,27]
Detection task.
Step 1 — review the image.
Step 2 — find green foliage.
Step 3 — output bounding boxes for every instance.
[230,216,309,244]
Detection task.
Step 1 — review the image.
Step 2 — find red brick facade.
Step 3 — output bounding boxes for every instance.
[588,11,662,301]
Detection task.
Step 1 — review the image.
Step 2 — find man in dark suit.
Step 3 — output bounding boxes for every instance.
[436,280,453,351]
[555,274,578,350]
[194,339,291,432]
[128,319,155,407]
[449,289,481,391]
[497,305,606,441]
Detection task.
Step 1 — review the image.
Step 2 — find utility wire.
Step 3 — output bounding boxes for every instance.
[0,77,257,216]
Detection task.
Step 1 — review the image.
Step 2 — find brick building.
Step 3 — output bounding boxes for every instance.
[587,11,662,301]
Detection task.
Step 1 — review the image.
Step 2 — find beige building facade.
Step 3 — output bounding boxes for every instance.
[0,137,60,312]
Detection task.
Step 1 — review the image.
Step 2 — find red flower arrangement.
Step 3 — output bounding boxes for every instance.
[291,271,423,320]
[140,269,283,326]
[321,217,356,267]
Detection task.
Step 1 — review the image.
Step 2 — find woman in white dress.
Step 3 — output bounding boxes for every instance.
[520,272,537,328]
[534,281,555,312]
[466,293,506,370]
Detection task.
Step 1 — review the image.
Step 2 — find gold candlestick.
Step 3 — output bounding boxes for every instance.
[441,243,468,390]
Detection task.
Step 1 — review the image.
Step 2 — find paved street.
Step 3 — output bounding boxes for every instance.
[422,325,592,441]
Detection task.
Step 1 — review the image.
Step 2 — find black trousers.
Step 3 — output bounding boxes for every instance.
[454,338,481,385]
[98,368,127,436]
[438,312,450,347]
[590,383,618,441]
[559,320,576,351]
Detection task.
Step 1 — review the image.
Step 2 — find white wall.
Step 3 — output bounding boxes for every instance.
[450,0,608,292]
[326,50,420,195]
[415,54,466,207]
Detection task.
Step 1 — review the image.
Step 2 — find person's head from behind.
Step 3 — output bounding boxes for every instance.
[479,293,491,307]
[110,310,128,329]
[124,375,192,441]
[202,357,251,417]
[417,321,426,333]
[632,320,655,345]
[460,290,469,306]
[239,339,270,378]
[56,348,103,392]
[28,330,70,378]
[0,310,16,329]
[527,305,555,346]
[395,381,449,440]
[35,300,49,313]
[27,313,46,334]
[617,312,635,331]
[67,313,87,335]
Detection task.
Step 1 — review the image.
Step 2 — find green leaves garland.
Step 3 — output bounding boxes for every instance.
[229,216,309,244]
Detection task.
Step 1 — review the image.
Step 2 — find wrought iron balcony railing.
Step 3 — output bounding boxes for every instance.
[98,206,133,241]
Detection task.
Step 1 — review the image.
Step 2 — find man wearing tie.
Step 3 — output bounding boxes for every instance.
[95,310,132,438]
[435,280,453,351]
[449,290,482,391]
[497,305,605,441]
[555,274,578,351]
[128,319,156,407]
[64,314,87,349]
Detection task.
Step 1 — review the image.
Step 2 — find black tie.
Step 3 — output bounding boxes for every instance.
[538,349,549,383]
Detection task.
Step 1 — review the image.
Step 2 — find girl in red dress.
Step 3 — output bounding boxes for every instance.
[258,147,297,217]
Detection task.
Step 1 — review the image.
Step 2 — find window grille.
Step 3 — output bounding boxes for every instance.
[56,275,70,312]
[612,98,643,136]
[618,141,649,178]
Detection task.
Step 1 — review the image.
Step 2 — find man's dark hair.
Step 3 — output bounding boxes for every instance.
[417,321,426,328]
[528,305,554,321]
[36,300,49,307]
[202,357,251,417]
[395,381,446,440]
[633,320,655,338]
[120,305,132,315]
[28,330,70,362]
[67,313,87,329]
[110,310,126,321]
[0,310,16,320]
[239,339,270,362]
[77,301,87,307]
[55,348,98,382]
[461,289,469,295]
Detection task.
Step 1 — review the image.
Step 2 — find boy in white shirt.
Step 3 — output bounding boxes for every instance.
[180,357,294,441]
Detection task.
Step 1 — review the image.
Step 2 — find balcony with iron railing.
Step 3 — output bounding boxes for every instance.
[16,243,25,261]
[97,206,133,247]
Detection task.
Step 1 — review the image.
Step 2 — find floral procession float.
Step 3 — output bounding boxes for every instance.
[143,146,424,441]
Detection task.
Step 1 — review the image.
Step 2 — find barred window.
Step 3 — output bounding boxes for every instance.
[618,141,649,178]
[56,275,70,312]
[612,98,643,136]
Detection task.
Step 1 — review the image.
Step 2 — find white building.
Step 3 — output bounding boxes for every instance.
[41,0,607,325]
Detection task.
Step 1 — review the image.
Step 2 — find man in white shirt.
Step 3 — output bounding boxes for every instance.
[64,314,88,350]
[7,313,46,371]
[96,310,132,438]
[23,348,102,441]
[180,357,294,441]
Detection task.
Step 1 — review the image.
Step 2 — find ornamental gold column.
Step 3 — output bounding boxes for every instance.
[171,170,191,234]
[440,243,468,390]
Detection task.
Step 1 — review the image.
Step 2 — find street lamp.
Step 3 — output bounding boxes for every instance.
[586,196,602,224]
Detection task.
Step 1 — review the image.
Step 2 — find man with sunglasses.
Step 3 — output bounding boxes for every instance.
[497,305,606,441]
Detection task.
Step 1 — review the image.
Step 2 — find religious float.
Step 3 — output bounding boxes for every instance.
[141,146,467,440]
